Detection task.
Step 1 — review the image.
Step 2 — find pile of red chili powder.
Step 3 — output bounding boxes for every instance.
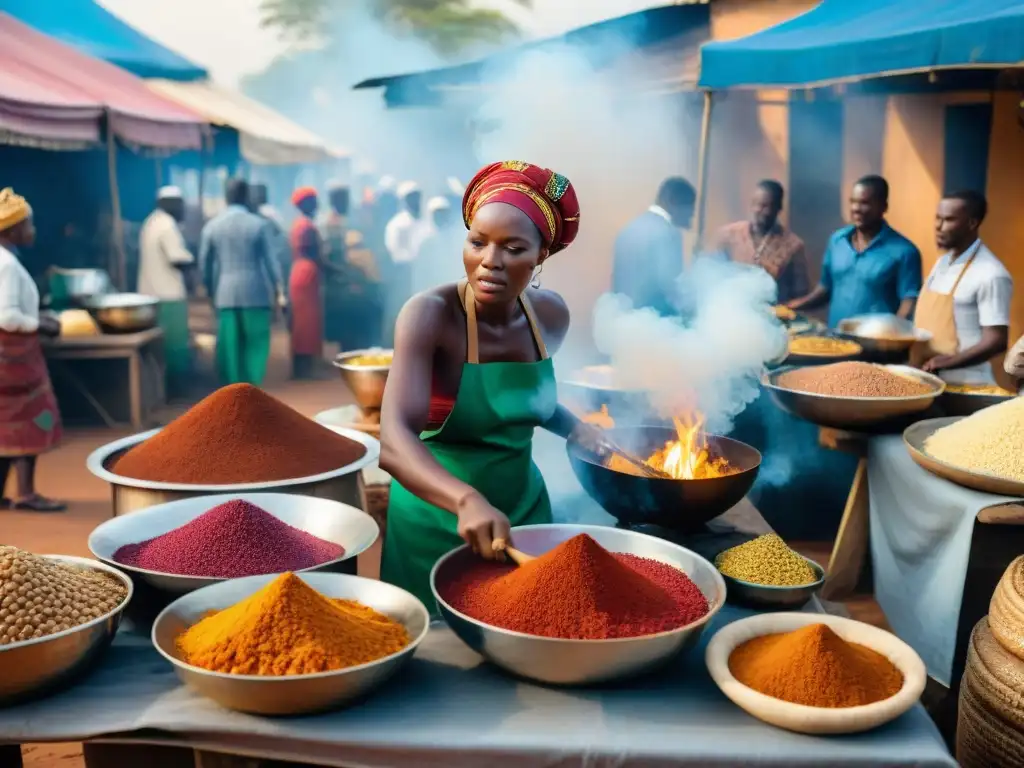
[113,499,345,578]
[438,534,709,639]
[112,383,366,484]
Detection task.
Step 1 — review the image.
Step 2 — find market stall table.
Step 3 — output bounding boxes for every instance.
[0,493,955,768]
[44,328,166,429]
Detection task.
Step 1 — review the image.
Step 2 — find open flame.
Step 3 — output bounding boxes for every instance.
[588,406,735,480]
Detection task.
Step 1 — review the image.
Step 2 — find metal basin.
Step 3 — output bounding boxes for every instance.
[720,557,824,610]
[82,292,159,334]
[567,426,761,532]
[559,365,658,420]
[88,492,380,620]
[836,313,931,357]
[431,524,726,685]
[0,556,132,707]
[86,426,379,516]
[940,389,1015,417]
[152,572,429,715]
[333,348,392,411]
[904,417,1024,497]
[763,364,944,432]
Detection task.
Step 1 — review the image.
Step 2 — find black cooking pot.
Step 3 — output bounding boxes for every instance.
[567,425,761,532]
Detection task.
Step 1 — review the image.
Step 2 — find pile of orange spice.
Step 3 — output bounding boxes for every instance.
[729,623,903,708]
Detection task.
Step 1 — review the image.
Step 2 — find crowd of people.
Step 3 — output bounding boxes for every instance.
[612,173,1018,389]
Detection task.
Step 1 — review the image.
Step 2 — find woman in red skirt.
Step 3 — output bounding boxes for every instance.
[0,188,64,511]
[288,187,333,379]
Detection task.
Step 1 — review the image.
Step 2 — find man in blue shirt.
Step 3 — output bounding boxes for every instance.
[788,176,922,327]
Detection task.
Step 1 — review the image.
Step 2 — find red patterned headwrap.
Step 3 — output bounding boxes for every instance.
[462,161,580,256]
[291,186,317,207]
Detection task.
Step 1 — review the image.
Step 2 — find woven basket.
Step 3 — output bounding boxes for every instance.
[990,555,1024,662]
[957,619,1024,767]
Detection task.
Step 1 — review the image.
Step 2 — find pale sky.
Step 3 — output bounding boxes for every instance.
[98,0,660,86]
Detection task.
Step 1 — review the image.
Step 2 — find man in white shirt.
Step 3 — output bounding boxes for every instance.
[916,190,1013,386]
[138,186,194,392]
[383,181,429,336]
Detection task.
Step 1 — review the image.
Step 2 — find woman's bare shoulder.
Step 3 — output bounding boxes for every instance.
[526,287,570,345]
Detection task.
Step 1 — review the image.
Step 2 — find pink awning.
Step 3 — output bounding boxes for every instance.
[0,12,204,149]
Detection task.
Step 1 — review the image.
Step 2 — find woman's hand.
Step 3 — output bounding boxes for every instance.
[569,421,613,459]
[456,491,512,560]
[37,314,61,337]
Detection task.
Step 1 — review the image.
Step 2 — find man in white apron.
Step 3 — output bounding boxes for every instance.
[912,190,1014,389]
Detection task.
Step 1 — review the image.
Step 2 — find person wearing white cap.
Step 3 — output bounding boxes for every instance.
[383,181,429,338]
[139,186,194,392]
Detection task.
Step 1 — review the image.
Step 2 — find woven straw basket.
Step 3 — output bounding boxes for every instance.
[990,555,1024,662]
[957,618,1024,767]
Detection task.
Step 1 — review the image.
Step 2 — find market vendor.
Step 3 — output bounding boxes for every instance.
[711,180,810,304]
[0,188,65,512]
[289,186,332,379]
[379,160,602,605]
[138,186,194,393]
[787,175,922,327]
[911,190,1013,387]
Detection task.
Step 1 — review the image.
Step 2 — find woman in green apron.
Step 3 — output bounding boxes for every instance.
[378,161,601,607]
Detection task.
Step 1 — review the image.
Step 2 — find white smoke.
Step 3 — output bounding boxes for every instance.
[591,257,787,434]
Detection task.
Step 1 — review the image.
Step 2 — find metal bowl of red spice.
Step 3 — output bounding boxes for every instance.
[762,363,944,431]
[86,384,379,516]
[705,613,927,734]
[567,426,762,532]
[89,493,378,595]
[431,524,726,686]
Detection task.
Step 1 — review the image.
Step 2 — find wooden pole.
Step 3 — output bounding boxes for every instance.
[695,90,714,247]
[106,115,127,290]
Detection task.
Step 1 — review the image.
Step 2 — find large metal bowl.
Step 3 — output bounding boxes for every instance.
[904,417,1024,497]
[86,426,379,516]
[836,314,932,357]
[82,292,159,334]
[333,348,392,411]
[567,426,761,532]
[763,364,945,431]
[0,556,133,707]
[939,388,1015,417]
[152,572,429,715]
[88,492,379,608]
[559,365,658,419]
[431,524,726,686]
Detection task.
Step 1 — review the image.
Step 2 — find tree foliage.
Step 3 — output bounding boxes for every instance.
[258,0,523,54]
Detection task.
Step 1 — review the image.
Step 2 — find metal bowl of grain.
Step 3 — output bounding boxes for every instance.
[939,384,1016,417]
[720,558,825,610]
[836,314,932,357]
[763,363,945,431]
[0,556,133,706]
[333,348,392,411]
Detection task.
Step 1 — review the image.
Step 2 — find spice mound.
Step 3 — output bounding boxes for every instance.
[777,362,931,398]
[788,336,862,358]
[438,533,709,639]
[729,623,903,708]
[113,499,345,578]
[176,573,410,675]
[945,383,1015,397]
[715,534,818,587]
[924,397,1024,481]
[1,547,127,646]
[112,383,367,484]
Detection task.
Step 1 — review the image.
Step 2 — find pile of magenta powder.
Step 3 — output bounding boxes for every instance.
[113,499,345,578]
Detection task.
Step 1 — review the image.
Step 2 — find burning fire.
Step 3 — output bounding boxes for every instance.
[587,406,735,480]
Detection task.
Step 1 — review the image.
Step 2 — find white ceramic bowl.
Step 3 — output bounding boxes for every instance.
[705,612,926,734]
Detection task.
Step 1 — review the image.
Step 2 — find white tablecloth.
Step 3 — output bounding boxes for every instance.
[868,435,1016,686]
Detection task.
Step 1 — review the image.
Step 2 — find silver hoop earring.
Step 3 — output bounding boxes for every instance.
[531,264,544,289]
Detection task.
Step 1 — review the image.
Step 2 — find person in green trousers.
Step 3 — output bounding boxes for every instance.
[201,178,285,387]
[378,161,605,608]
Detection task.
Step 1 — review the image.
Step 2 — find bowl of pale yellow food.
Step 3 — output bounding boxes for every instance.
[940,383,1017,417]
[775,335,863,367]
[333,349,393,411]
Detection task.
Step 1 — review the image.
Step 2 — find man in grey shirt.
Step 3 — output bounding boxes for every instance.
[200,178,285,387]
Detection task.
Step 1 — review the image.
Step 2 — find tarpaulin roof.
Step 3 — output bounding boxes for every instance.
[0,0,207,81]
[699,0,1024,89]
[0,12,204,149]
[147,79,344,165]
[354,4,710,106]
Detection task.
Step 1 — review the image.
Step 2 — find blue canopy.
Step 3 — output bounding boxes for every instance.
[699,0,1024,89]
[0,0,206,81]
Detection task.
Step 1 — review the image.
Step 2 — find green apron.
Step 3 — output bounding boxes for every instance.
[381,282,556,609]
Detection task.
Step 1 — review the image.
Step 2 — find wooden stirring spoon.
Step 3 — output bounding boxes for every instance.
[492,538,535,566]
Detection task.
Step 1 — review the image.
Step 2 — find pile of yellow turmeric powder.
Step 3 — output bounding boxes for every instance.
[177,572,411,676]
